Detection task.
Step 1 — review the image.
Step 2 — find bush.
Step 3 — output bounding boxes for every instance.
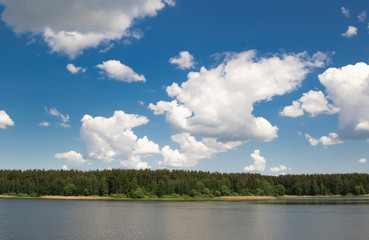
[240,188,251,196]
[17,193,29,198]
[188,189,200,197]
[131,188,145,199]
[354,185,365,195]
[220,185,231,196]
[202,188,211,195]
[63,183,76,196]
[110,194,127,198]
[255,188,264,196]
[274,185,286,196]
[213,190,221,197]
[161,193,181,199]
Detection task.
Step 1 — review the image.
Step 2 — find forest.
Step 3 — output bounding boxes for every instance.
[0,169,368,198]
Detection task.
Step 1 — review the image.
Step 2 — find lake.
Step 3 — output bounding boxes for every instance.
[1,198,369,239]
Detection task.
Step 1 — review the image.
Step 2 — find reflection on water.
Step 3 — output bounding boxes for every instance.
[1,198,369,240]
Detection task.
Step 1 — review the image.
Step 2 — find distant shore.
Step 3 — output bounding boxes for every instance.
[2,194,369,201]
[218,194,369,201]
[218,196,276,200]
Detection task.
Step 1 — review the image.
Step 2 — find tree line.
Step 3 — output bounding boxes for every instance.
[0,169,368,198]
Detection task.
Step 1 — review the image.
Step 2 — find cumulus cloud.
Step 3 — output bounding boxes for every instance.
[0,110,14,129]
[0,0,173,58]
[305,132,343,147]
[151,50,327,142]
[342,26,357,38]
[318,62,369,140]
[150,50,327,167]
[45,107,70,127]
[341,7,350,18]
[160,133,242,168]
[38,121,50,127]
[358,158,367,164]
[280,90,339,117]
[169,51,195,69]
[97,60,146,83]
[358,11,367,22]
[270,164,287,173]
[55,151,87,166]
[280,101,304,117]
[80,111,159,169]
[244,149,266,171]
[66,63,86,74]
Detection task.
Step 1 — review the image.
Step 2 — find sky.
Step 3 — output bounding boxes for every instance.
[0,0,369,174]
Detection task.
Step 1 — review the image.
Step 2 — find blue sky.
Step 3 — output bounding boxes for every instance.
[0,0,369,174]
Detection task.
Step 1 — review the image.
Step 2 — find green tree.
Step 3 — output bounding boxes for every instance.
[220,185,231,196]
[189,189,200,197]
[274,185,285,196]
[131,187,145,199]
[63,183,76,196]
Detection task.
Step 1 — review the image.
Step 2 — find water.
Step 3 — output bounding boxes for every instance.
[1,198,369,240]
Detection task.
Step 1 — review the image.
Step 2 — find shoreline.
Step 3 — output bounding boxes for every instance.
[1,194,369,201]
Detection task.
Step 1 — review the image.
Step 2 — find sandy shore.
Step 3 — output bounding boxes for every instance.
[218,196,276,201]
[0,195,276,201]
[41,195,111,200]
[0,195,19,198]
[0,195,112,200]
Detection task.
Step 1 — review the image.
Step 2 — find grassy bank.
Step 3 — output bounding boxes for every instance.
[0,194,217,201]
[2,194,369,201]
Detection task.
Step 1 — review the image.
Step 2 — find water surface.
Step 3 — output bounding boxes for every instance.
[1,198,369,239]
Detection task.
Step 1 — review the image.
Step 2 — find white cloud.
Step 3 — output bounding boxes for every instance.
[341,7,350,18]
[270,164,287,172]
[55,151,87,166]
[305,133,343,147]
[0,110,14,129]
[163,0,175,6]
[0,0,173,58]
[304,51,331,68]
[318,62,369,140]
[80,111,159,169]
[280,101,304,117]
[99,43,115,54]
[244,149,266,171]
[159,133,242,168]
[358,11,367,22]
[66,63,86,74]
[150,50,327,167]
[62,165,69,170]
[169,51,195,69]
[97,60,146,83]
[342,26,357,38]
[280,90,339,117]
[358,158,367,164]
[151,50,327,142]
[45,107,70,127]
[305,134,320,146]
[355,121,369,132]
[39,121,50,127]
